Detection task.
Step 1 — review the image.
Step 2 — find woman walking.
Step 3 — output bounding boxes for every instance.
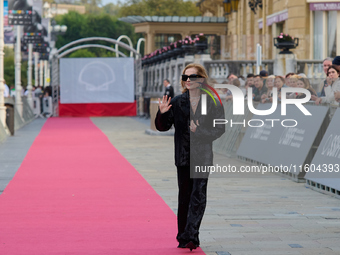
[155,63,225,250]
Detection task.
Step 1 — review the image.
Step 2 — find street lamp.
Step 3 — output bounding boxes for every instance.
[231,0,240,12]
[50,19,67,42]
[223,0,240,15]
[223,0,232,15]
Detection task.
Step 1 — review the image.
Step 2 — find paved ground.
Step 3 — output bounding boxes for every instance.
[0,118,46,195]
[92,117,340,255]
[1,117,340,255]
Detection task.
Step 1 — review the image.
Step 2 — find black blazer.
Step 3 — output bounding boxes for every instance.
[164,85,174,99]
[155,90,225,167]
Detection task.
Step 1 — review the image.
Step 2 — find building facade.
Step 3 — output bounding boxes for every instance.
[198,0,340,60]
[43,2,86,18]
[120,16,227,59]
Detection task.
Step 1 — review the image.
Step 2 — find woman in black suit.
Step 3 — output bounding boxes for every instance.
[155,63,225,250]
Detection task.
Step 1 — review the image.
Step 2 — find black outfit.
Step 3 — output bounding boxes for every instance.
[155,90,224,246]
[164,85,174,99]
[320,79,327,97]
[253,85,268,101]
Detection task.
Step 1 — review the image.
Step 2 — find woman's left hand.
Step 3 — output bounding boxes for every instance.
[335,91,340,102]
[189,119,199,132]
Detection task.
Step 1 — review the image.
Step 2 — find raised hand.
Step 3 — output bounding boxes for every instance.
[158,95,172,114]
[189,119,199,133]
[310,95,318,101]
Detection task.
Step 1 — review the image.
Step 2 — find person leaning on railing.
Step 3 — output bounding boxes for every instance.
[296,77,317,99]
[252,75,268,101]
[261,75,275,103]
[225,78,241,102]
[285,74,301,99]
[275,75,287,102]
[319,57,333,97]
[312,65,340,105]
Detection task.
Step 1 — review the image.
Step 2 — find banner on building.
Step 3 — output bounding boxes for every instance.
[23,0,44,43]
[33,42,50,53]
[8,0,33,25]
[4,1,15,44]
[39,52,49,60]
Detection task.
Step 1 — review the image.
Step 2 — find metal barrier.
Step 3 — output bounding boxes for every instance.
[0,120,7,143]
[213,100,256,157]
[0,97,36,143]
[21,97,35,124]
[304,107,340,198]
[32,96,41,117]
[42,97,53,117]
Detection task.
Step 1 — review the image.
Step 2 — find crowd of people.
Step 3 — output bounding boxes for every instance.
[220,56,340,106]
[2,83,52,99]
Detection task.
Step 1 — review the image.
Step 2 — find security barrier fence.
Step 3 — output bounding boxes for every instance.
[0,97,35,142]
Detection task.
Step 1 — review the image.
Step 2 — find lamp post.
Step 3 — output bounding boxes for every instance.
[50,19,67,48]
[48,18,66,106]
[27,43,33,109]
[231,0,240,12]
[223,0,240,15]
[15,25,23,117]
[223,0,232,15]
[0,0,6,128]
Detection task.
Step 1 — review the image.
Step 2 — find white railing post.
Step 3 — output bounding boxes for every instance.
[27,44,33,109]
[15,26,23,117]
[307,63,313,78]
[0,0,6,129]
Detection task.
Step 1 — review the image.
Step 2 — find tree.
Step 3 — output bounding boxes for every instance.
[102,3,120,16]
[55,11,142,57]
[118,0,201,17]
[4,47,28,88]
[68,49,96,58]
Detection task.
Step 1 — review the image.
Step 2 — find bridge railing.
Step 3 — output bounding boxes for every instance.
[140,57,327,116]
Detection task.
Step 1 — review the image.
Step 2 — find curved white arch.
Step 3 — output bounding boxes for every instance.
[56,37,140,57]
[58,44,127,59]
[115,35,134,58]
[136,38,145,59]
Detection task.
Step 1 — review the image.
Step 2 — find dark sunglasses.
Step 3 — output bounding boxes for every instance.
[181,74,203,81]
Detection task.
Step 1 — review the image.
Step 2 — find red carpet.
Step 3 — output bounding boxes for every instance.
[0,118,205,255]
[59,102,137,117]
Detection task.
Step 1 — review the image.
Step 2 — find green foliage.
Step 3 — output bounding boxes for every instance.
[276,33,294,43]
[68,49,96,58]
[118,0,201,17]
[55,11,141,57]
[3,47,28,88]
[4,47,14,86]
[102,3,120,16]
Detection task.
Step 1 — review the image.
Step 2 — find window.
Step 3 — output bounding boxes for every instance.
[276,22,284,36]
[327,11,337,58]
[154,34,181,49]
[313,11,323,60]
[191,34,221,60]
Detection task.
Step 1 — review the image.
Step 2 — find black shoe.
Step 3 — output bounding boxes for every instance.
[177,242,186,248]
[185,241,197,251]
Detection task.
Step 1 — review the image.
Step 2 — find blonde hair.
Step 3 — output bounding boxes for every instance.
[298,77,316,95]
[290,74,301,81]
[180,63,209,93]
[265,75,275,88]
[232,78,241,87]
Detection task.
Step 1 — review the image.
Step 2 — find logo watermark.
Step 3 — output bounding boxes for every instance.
[200,85,312,127]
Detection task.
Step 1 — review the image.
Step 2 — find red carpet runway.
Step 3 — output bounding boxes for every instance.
[0,118,205,255]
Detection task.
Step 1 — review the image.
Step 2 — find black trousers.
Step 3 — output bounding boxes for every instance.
[176,166,208,246]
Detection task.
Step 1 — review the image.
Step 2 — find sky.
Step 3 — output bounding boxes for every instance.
[101,0,129,6]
